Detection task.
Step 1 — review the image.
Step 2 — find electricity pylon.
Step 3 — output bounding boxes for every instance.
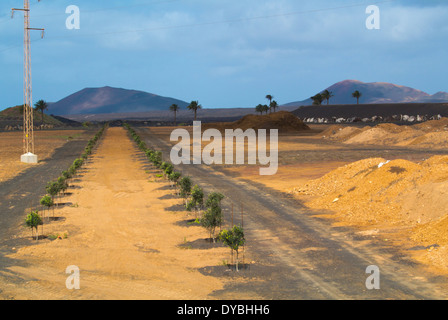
[12,0,44,164]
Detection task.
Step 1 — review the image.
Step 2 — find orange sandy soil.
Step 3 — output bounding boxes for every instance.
[292,156,448,276]
[321,118,448,148]
[163,124,346,193]
[0,127,252,300]
[162,120,448,277]
[0,130,86,183]
[217,134,347,193]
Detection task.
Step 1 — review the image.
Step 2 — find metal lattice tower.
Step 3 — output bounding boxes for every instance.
[12,0,44,162]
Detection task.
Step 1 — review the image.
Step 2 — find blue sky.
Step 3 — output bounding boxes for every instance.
[1,0,447,110]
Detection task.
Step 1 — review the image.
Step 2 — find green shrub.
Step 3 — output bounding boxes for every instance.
[162,162,174,177]
[186,185,204,213]
[25,211,43,240]
[46,181,60,200]
[168,172,181,188]
[218,225,245,271]
[61,170,72,180]
[179,176,192,200]
[200,201,222,243]
[205,192,225,208]
[40,195,54,218]
[57,176,68,195]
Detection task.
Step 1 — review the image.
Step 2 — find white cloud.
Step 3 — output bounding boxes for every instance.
[385,5,448,42]
[2,0,448,109]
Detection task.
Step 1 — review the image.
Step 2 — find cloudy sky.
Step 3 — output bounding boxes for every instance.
[0,0,447,110]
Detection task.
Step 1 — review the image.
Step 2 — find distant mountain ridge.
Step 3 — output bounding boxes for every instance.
[47,86,190,115]
[45,81,448,118]
[283,80,448,107]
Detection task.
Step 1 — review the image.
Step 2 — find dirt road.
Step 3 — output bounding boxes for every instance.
[0,138,89,242]
[138,127,448,299]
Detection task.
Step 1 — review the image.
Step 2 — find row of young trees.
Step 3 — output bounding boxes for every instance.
[311,90,363,105]
[25,124,108,240]
[123,123,246,271]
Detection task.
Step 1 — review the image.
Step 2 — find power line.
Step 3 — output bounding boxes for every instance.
[0,36,41,53]
[1,0,181,21]
[1,0,397,53]
[43,0,398,39]
[61,0,182,14]
[0,0,182,52]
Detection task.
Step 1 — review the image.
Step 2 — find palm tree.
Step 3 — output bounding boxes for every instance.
[34,99,48,124]
[311,93,324,106]
[352,90,362,104]
[266,95,273,113]
[169,104,180,126]
[262,104,269,115]
[321,90,334,105]
[255,104,264,115]
[270,100,279,113]
[187,101,202,121]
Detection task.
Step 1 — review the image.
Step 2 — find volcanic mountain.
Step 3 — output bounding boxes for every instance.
[283,80,448,107]
[47,86,190,116]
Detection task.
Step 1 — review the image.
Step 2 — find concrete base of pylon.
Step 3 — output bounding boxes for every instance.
[21,152,38,164]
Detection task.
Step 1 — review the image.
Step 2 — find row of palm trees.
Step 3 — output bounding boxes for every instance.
[172,94,282,124]
[311,90,363,105]
[255,94,279,115]
[169,101,202,125]
[32,98,201,127]
[32,88,364,128]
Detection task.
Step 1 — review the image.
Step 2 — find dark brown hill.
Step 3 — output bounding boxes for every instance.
[202,111,310,133]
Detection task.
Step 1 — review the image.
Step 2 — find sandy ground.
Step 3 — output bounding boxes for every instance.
[321,119,448,148]
[160,120,448,277]
[220,134,348,193]
[0,130,86,183]
[4,121,448,299]
[145,125,448,299]
[159,124,347,193]
[0,127,236,300]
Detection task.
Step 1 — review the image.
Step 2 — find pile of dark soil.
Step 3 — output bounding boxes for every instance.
[202,111,310,133]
